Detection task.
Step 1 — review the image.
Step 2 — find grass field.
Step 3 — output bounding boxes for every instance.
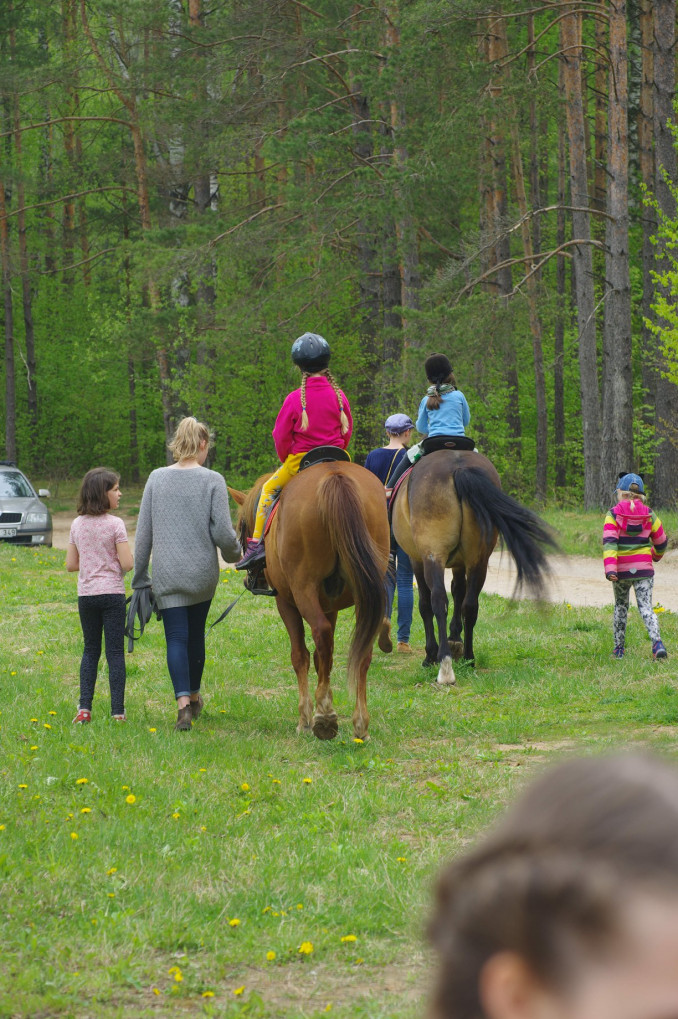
[1,536,678,1018]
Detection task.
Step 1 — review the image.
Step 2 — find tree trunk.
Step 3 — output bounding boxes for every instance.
[637,0,656,420]
[487,15,521,451]
[652,0,678,507]
[554,59,567,492]
[601,1,633,479]
[560,5,601,507]
[0,173,16,461]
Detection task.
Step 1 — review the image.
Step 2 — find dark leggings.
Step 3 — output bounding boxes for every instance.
[78,593,127,715]
[161,600,212,700]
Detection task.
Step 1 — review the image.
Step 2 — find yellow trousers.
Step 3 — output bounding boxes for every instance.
[253,452,305,540]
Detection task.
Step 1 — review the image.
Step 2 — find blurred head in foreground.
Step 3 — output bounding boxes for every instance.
[428,753,678,1019]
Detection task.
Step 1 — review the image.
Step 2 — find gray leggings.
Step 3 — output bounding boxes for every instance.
[613,577,661,647]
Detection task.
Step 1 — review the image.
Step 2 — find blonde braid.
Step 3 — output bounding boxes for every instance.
[300,372,309,431]
[323,369,350,435]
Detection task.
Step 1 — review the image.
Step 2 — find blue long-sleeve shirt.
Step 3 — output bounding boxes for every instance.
[416,390,470,437]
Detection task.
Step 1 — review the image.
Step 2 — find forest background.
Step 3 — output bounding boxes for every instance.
[2,0,678,508]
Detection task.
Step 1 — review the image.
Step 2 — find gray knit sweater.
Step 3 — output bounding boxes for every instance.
[132,466,241,609]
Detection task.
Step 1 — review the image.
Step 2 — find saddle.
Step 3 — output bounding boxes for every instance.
[299,445,351,471]
[421,435,475,454]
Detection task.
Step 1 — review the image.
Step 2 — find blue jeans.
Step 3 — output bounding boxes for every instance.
[385,544,414,643]
[161,601,212,700]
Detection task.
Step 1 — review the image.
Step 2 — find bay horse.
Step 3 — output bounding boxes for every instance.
[229,462,390,740]
[391,450,556,685]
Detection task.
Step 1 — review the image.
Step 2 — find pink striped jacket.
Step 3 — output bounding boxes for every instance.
[602,499,668,580]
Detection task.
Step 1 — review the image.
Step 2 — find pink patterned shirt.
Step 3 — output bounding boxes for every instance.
[69,513,129,596]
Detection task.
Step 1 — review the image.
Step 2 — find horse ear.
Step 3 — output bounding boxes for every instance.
[228,486,246,506]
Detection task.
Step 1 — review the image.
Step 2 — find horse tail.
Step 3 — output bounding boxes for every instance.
[317,470,386,693]
[452,467,558,596]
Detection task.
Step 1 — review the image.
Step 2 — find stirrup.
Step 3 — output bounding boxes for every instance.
[244,566,277,597]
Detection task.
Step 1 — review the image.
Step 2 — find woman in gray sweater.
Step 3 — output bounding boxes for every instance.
[132,417,241,730]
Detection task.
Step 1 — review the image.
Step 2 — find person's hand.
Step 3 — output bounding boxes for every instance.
[606,572,618,582]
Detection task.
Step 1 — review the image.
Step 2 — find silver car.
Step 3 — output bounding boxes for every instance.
[0,462,52,547]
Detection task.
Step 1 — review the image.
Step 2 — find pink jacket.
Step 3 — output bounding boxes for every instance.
[602,499,668,579]
[272,376,353,461]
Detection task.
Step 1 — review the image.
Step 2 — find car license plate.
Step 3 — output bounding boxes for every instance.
[0,527,17,537]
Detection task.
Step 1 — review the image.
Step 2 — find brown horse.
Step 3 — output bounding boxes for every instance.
[391,450,556,685]
[229,462,390,740]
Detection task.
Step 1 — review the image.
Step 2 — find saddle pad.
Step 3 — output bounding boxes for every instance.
[263,500,280,538]
[388,465,414,513]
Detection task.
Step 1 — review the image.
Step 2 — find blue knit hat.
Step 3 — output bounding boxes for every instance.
[617,472,644,494]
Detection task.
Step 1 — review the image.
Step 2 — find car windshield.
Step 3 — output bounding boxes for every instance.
[0,472,34,498]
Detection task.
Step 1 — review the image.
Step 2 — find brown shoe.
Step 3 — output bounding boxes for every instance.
[396,642,415,654]
[175,705,193,731]
[190,694,204,719]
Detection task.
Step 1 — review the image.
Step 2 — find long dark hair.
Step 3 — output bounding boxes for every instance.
[77,468,119,516]
[428,753,678,1019]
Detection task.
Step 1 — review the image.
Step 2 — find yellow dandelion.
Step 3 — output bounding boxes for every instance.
[30,718,38,722]
[70,832,79,840]
[168,966,180,975]
[396,856,407,863]
[38,650,44,655]
[152,987,160,995]
[173,971,183,983]
[262,906,272,913]
[125,794,136,804]
[228,917,241,927]
[272,778,281,785]
[11,671,16,676]
[355,957,364,965]
[341,934,357,943]
[18,784,27,789]
[240,782,250,792]
[148,728,157,733]
[172,812,180,820]
[266,950,276,961]
[0,825,6,831]
[48,710,56,715]
[298,941,314,955]
[199,767,207,772]
[201,990,215,998]
[233,986,245,996]
[296,903,304,910]
[80,807,92,814]
[122,785,130,790]
[303,777,312,784]
[76,778,88,785]
[107,893,115,898]
[106,867,118,875]
[30,746,38,750]
[353,738,364,744]
[325,1006,333,1013]
[201,825,207,832]
[43,723,51,730]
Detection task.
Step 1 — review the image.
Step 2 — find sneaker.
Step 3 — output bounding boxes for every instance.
[396,642,415,654]
[112,713,127,722]
[73,708,92,724]
[175,705,193,731]
[235,538,266,571]
[652,640,668,660]
[612,646,624,659]
[190,694,204,720]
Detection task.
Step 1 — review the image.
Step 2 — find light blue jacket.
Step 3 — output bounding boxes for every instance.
[416,390,471,437]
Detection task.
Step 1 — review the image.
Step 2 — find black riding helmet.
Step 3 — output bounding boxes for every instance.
[291,332,331,372]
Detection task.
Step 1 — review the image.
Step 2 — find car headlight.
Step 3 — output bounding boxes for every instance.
[25,512,49,526]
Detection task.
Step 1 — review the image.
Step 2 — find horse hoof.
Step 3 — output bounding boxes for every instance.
[378,618,393,653]
[296,722,313,735]
[422,657,436,668]
[312,715,339,741]
[450,641,464,661]
[436,657,456,686]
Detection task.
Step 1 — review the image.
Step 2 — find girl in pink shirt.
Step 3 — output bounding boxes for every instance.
[66,468,134,723]
[236,333,352,571]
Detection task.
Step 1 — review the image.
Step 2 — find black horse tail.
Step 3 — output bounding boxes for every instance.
[317,469,386,693]
[452,467,558,596]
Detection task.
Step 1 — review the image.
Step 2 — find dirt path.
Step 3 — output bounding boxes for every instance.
[51,511,678,611]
